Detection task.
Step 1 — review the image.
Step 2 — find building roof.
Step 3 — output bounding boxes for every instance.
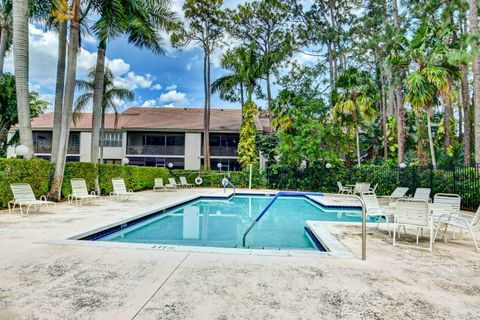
[28,107,270,133]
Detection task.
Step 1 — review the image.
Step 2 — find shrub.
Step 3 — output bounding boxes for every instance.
[0,158,53,207]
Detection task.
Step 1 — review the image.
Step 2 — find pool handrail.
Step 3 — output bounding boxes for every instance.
[223,178,236,195]
[241,191,367,261]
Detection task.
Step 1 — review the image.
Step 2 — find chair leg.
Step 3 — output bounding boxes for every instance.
[467,224,480,253]
[429,226,433,253]
[416,227,420,245]
[393,222,397,246]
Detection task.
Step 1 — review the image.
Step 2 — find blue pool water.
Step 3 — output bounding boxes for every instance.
[95,195,370,250]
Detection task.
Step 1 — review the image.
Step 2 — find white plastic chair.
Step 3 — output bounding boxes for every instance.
[337,181,352,194]
[434,206,480,253]
[413,188,431,202]
[8,183,56,216]
[153,178,166,191]
[68,178,100,206]
[110,178,134,201]
[393,198,434,252]
[180,176,193,188]
[168,178,179,189]
[361,192,395,236]
[354,182,370,195]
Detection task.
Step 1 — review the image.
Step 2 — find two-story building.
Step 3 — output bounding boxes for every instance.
[8,107,271,170]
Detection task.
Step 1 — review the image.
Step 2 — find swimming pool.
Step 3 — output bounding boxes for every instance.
[84,194,371,251]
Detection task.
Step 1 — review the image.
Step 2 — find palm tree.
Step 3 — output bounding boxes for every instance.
[50,0,81,200]
[403,21,457,169]
[469,0,480,164]
[89,0,176,164]
[74,66,134,163]
[0,0,12,75]
[333,67,378,166]
[12,0,33,158]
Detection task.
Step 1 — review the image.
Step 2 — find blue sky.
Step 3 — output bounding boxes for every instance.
[3,0,316,113]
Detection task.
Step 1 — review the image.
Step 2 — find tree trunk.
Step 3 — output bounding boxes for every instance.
[460,63,471,165]
[392,0,400,29]
[12,0,33,158]
[355,126,361,167]
[444,94,452,148]
[426,109,437,169]
[470,0,480,164]
[386,70,396,115]
[51,21,67,164]
[396,82,405,164]
[203,53,210,170]
[380,67,388,160]
[99,110,105,164]
[0,25,8,74]
[90,43,106,163]
[50,0,80,201]
[266,72,272,110]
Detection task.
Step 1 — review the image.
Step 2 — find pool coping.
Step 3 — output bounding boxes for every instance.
[58,191,370,258]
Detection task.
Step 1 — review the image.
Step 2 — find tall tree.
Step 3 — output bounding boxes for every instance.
[0,0,12,75]
[89,0,175,164]
[227,0,295,109]
[12,0,33,158]
[50,0,81,200]
[333,67,378,166]
[171,0,225,170]
[74,66,134,162]
[470,0,480,164]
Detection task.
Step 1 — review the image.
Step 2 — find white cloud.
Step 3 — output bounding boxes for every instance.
[108,59,131,76]
[151,84,162,90]
[165,84,177,91]
[293,52,319,66]
[139,99,158,108]
[159,89,190,107]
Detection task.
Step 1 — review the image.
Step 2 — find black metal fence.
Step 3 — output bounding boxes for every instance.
[265,165,480,211]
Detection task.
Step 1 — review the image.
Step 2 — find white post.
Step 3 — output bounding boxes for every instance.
[249,163,253,190]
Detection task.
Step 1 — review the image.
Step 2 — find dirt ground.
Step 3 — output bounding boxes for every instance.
[0,189,478,320]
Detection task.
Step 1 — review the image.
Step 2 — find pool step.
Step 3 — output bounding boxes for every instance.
[304,227,326,252]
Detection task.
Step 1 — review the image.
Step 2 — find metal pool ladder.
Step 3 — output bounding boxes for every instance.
[241,191,367,261]
[223,178,236,196]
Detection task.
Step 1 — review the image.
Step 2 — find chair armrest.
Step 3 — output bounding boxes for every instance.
[129,189,134,193]
[40,195,47,201]
[90,191,97,196]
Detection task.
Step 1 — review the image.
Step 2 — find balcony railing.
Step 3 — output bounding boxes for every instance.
[126,145,184,156]
[34,145,80,154]
[203,146,238,157]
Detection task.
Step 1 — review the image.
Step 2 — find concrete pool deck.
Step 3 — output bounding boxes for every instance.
[0,188,479,319]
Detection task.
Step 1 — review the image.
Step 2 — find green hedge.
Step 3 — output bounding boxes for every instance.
[0,158,54,207]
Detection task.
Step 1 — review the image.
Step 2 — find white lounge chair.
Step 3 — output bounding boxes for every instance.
[434,205,480,253]
[180,176,193,188]
[153,178,166,191]
[168,178,180,189]
[369,183,378,193]
[413,188,431,202]
[354,182,370,195]
[361,192,395,236]
[110,178,134,201]
[337,181,352,194]
[8,183,56,216]
[68,178,100,206]
[393,198,434,252]
[378,187,409,205]
[432,193,461,216]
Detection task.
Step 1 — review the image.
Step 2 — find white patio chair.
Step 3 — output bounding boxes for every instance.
[434,205,480,253]
[8,183,56,216]
[180,176,194,188]
[432,193,461,216]
[378,187,409,206]
[68,178,100,206]
[153,178,166,191]
[393,198,434,252]
[354,182,370,195]
[413,188,431,202]
[361,192,395,236]
[369,183,378,193]
[168,178,180,189]
[337,181,352,194]
[110,178,134,201]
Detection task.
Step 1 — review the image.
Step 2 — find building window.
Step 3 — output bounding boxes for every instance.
[201,158,241,171]
[127,157,185,169]
[33,131,53,153]
[102,131,123,147]
[127,132,185,156]
[201,133,239,156]
[32,131,80,155]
